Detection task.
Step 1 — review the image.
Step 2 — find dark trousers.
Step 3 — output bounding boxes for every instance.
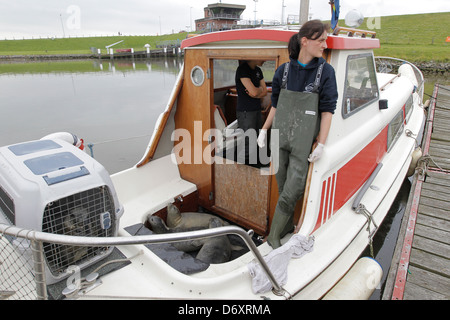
[272,89,319,215]
[236,110,262,165]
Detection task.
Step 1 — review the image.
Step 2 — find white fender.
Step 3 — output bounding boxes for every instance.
[323,257,383,300]
[407,146,423,177]
[398,64,418,89]
[41,132,85,150]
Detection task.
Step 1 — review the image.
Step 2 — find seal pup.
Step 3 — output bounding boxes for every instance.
[166,203,228,230]
[147,215,234,263]
[195,217,232,264]
[147,215,205,252]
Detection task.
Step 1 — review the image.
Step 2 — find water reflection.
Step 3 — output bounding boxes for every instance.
[0,58,183,76]
[0,58,182,174]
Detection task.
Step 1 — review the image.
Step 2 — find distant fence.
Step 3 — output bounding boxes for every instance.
[2,34,181,41]
[155,40,182,48]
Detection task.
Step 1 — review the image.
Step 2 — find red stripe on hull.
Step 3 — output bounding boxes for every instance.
[313,128,388,232]
[334,127,388,214]
[314,181,328,232]
[328,173,336,220]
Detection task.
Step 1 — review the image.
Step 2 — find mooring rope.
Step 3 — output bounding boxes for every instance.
[86,134,151,157]
[355,204,379,258]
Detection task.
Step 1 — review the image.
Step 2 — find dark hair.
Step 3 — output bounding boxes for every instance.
[288,34,300,60]
[288,20,330,60]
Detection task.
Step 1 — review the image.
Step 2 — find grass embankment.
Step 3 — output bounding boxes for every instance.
[354,12,449,96]
[0,33,188,56]
[357,12,450,63]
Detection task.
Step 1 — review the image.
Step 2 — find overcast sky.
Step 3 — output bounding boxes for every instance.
[0,0,448,39]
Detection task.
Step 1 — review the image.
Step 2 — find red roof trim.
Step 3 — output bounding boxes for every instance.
[326,36,380,49]
[181,29,380,50]
[181,29,295,49]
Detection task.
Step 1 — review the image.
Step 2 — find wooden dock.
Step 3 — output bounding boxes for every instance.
[383,84,450,300]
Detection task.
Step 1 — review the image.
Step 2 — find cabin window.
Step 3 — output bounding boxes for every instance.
[404,94,413,123]
[387,109,404,151]
[213,59,275,89]
[342,53,379,118]
[191,66,205,87]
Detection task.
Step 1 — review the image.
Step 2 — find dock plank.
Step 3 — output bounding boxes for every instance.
[426,170,450,182]
[424,174,450,189]
[434,118,450,126]
[418,196,450,211]
[409,248,450,280]
[406,265,450,297]
[429,145,450,154]
[412,234,450,259]
[417,213,450,232]
[421,181,450,195]
[404,281,448,300]
[417,204,450,222]
[433,121,450,130]
[431,132,450,143]
[415,224,450,245]
[420,188,449,203]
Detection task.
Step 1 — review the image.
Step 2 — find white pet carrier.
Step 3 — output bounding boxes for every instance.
[0,137,123,285]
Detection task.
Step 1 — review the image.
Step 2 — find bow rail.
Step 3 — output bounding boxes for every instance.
[0,223,283,299]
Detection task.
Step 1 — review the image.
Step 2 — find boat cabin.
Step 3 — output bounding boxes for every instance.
[134,28,398,237]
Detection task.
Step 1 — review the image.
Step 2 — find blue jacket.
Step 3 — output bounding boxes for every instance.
[271,57,338,114]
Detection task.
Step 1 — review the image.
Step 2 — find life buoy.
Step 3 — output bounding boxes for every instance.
[41,132,85,150]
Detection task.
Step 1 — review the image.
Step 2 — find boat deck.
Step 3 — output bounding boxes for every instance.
[383,84,450,300]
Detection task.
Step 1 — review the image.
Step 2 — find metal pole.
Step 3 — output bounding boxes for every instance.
[31,240,47,300]
[299,0,310,25]
[60,14,66,38]
[253,0,258,26]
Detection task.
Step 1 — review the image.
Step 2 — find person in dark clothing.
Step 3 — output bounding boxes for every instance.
[258,20,338,248]
[235,60,267,165]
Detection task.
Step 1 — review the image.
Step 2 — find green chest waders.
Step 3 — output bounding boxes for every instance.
[267,62,323,248]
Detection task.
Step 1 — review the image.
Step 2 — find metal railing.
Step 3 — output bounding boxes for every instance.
[209,13,242,20]
[0,223,283,300]
[375,56,425,99]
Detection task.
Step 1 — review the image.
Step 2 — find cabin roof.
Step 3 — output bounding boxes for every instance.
[181,29,380,50]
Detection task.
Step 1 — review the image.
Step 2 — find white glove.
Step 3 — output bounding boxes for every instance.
[257,129,267,148]
[308,143,324,163]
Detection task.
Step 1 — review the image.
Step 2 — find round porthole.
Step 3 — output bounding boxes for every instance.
[191,66,205,87]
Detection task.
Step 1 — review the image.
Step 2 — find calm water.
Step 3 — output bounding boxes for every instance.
[0,58,181,174]
[0,59,435,299]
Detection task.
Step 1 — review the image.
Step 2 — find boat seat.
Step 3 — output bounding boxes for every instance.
[213,104,228,131]
[212,104,243,152]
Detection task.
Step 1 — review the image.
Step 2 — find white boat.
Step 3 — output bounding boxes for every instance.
[0,25,425,300]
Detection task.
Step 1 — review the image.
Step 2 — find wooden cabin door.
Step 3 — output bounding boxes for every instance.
[208,57,273,235]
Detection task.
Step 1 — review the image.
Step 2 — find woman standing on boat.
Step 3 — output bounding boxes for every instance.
[258,20,338,248]
[235,60,268,165]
